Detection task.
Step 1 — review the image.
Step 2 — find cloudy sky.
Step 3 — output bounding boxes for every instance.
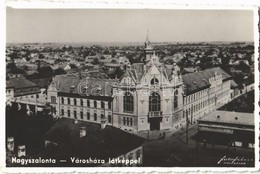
[6,8,254,43]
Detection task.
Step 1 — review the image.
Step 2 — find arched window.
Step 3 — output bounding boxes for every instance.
[150,78,159,85]
[149,92,161,111]
[123,92,134,113]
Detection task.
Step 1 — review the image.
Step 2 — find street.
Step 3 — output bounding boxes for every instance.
[143,123,254,167]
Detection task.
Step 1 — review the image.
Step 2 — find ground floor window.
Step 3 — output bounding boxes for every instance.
[108,115,112,123]
[87,112,90,120]
[74,111,77,119]
[80,111,83,119]
[94,113,97,121]
[123,117,133,126]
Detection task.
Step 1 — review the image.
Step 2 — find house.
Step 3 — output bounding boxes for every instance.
[197,110,254,148]
[6,74,47,113]
[44,117,145,166]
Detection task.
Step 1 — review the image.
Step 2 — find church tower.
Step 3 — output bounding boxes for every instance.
[144,30,154,63]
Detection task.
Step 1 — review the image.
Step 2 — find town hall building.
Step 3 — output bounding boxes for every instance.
[47,34,233,134]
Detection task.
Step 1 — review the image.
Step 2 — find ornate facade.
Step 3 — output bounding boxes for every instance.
[47,35,232,135]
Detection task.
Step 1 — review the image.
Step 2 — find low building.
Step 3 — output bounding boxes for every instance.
[44,117,145,166]
[197,110,254,148]
[182,67,232,126]
[6,74,47,113]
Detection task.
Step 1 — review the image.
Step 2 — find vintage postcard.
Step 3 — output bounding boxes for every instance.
[1,0,259,173]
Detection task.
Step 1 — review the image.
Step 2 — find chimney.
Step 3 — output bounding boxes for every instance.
[6,137,14,152]
[101,117,107,129]
[70,86,75,93]
[17,145,26,157]
[80,127,86,138]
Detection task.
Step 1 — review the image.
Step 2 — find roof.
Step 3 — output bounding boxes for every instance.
[6,76,38,89]
[31,78,52,88]
[231,80,239,89]
[182,67,231,95]
[44,118,145,162]
[53,73,118,98]
[198,110,254,126]
[124,63,175,83]
[104,63,121,67]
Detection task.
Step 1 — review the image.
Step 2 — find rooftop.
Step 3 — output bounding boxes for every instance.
[44,118,145,161]
[6,76,38,89]
[183,67,231,95]
[53,73,118,99]
[198,110,254,126]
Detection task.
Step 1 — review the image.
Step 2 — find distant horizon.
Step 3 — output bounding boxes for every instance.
[6,40,254,44]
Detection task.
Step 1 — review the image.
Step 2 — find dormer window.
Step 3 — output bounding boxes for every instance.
[151,78,159,85]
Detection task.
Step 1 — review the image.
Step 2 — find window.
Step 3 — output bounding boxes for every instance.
[108,115,112,123]
[61,97,64,104]
[74,98,77,105]
[74,111,77,119]
[87,100,90,107]
[87,112,90,120]
[80,99,83,106]
[123,117,126,125]
[94,113,97,121]
[174,90,178,109]
[101,114,104,119]
[80,111,83,119]
[67,110,70,117]
[130,118,133,126]
[150,78,159,85]
[108,102,112,109]
[123,92,134,113]
[149,92,161,111]
[94,101,97,108]
[67,98,70,105]
[61,109,64,115]
[101,101,105,109]
[127,118,129,125]
[51,96,56,104]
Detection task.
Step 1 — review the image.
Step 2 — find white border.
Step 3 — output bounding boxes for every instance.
[1,0,259,173]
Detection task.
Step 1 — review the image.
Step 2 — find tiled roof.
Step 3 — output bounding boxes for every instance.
[44,118,144,161]
[182,67,231,95]
[6,76,38,89]
[198,110,254,127]
[31,78,52,88]
[53,73,118,98]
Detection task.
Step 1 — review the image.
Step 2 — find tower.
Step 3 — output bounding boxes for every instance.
[144,30,154,63]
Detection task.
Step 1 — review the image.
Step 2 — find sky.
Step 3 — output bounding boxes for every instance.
[6,8,255,43]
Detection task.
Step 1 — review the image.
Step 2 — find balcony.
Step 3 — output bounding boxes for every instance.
[148,111,163,117]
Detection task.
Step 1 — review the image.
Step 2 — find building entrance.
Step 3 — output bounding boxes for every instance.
[150,117,161,130]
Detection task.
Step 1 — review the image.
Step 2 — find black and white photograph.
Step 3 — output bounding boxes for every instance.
[3,3,258,171]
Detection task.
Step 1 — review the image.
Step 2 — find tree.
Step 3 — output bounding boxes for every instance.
[92,58,100,65]
[38,66,53,78]
[39,54,44,59]
[54,68,66,76]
